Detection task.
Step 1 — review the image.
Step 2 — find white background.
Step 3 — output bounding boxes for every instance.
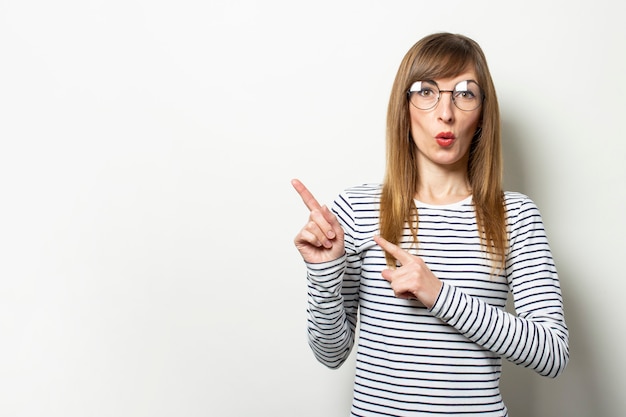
[1,1,624,416]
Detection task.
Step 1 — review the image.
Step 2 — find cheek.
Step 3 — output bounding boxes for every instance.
[461,114,481,136]
[408,109,429,134]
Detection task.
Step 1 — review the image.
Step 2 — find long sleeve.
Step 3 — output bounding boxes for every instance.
[429,195,569,377]
[306,255,357,368]
[305,191,364,369]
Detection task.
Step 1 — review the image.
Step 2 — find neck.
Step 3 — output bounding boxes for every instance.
[415,164,471,205]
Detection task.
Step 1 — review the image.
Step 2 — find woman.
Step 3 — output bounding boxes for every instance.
[292,32,569,416]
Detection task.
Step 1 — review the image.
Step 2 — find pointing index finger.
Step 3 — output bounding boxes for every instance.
[291,178,322,212]
[374,235,413,265]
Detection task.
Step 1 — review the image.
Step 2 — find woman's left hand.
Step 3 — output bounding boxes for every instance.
[374,235,443,309]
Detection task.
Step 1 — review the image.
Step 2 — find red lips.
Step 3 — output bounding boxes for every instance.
[436,132,455,139]
[436,132,455,147]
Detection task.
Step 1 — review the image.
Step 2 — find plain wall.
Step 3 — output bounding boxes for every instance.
[1,1,624,416]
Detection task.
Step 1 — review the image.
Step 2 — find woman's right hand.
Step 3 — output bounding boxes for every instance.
[292,179,345,264]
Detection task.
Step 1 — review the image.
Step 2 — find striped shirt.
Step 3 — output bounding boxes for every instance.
[305,184,569,416]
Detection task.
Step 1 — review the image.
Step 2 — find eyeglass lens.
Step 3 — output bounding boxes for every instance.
[408,80,482,111]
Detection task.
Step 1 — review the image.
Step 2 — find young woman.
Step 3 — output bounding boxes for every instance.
[292,32,569,416]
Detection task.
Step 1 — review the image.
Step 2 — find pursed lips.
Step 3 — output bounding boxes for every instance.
[435,132,455,147]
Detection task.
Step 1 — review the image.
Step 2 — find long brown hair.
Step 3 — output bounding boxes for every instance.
[380,33,506,269]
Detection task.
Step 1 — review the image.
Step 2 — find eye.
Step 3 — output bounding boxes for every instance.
[407,81,442,110]
[454,90,476,99]
[409,81,439,97]
[418,88,437,98]
[453,80,482,101]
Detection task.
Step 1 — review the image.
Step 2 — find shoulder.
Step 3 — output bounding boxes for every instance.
[503,191,547,234]
[334,183,383,208]
[503,191,541,214]
[331,184,382,228]
[341,183,383,198]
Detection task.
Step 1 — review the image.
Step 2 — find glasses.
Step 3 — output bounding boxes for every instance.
[407,80,483,111]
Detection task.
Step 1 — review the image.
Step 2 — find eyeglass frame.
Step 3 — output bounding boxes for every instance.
[406,79,485,112]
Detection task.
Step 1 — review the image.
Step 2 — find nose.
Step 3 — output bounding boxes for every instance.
[437,91,455,123]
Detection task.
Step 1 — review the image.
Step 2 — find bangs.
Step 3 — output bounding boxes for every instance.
[408,36,478,82]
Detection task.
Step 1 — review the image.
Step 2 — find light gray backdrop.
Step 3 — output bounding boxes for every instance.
[1,1,624,416]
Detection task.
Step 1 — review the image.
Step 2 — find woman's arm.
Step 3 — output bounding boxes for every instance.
[430,197,569,377]
[305,251,360,369]
[293,181,361,369]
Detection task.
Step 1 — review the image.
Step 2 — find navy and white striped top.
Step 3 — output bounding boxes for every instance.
[305,184,569,416]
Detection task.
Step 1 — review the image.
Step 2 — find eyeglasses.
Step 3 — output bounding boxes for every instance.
[407,80,483,111]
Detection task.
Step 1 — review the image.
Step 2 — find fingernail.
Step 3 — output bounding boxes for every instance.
[327,231,335,239]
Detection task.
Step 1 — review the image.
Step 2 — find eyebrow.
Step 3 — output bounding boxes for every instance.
[410,79,480,91]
